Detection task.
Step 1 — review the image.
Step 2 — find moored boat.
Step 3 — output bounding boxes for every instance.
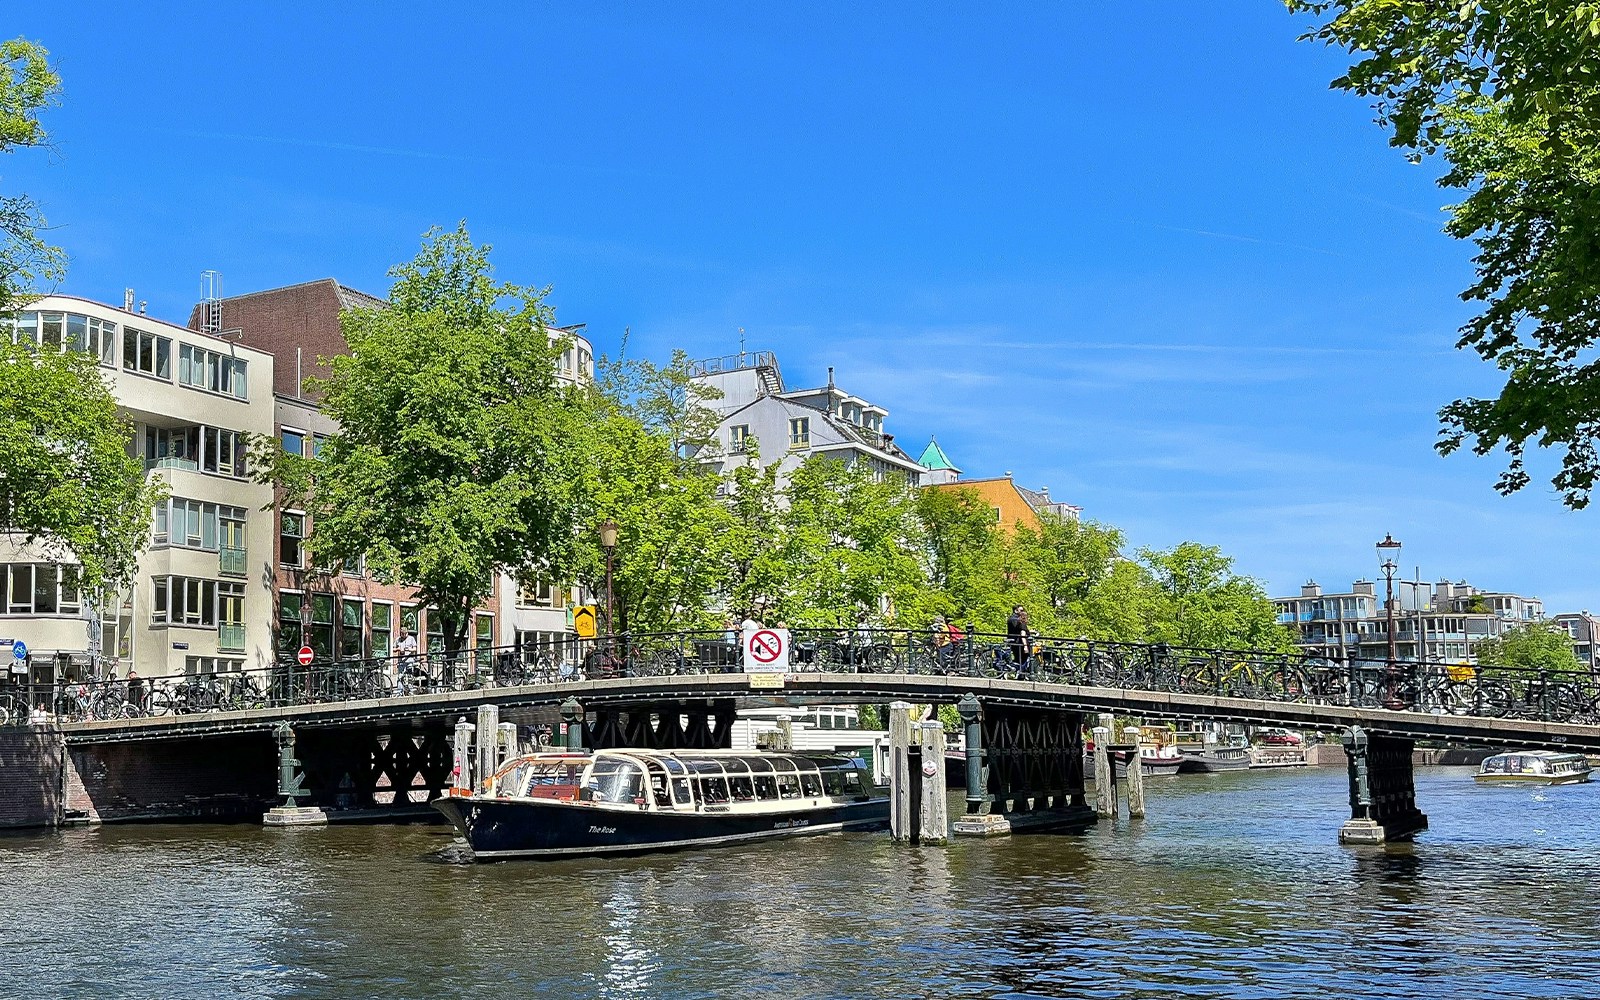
[1177,743,1252,773]
[1085,742,1185,778]
[1474,750,1592,786]
[434,748,890,860]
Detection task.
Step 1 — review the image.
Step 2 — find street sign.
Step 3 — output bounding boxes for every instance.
[297,645,314,666]
[743,628,789,672]
[572,605,598,639]
[748,673,785,690]
[13,640,27,661]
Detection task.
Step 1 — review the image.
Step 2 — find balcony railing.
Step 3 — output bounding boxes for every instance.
[145,457,198,472]
[219,547,247,577]
[218,623,246,653]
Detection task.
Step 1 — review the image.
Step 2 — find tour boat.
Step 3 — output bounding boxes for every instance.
[433,748,890,860]
[1474,750,1593,786]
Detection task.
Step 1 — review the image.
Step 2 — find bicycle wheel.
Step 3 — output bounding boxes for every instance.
[148,688,175,716]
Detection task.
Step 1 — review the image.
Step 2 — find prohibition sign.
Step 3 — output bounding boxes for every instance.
[748,629,784,665]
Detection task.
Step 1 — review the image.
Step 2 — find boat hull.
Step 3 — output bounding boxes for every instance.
[1473,773,1591,786]
[434,795,891,860]
[1177,751,1252,773]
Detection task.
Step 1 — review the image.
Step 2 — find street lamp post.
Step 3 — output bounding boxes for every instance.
[1377,533,1403,708]
[599,520,619,640]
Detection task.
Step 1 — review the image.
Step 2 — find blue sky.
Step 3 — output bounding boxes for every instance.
[10,5,1596,611]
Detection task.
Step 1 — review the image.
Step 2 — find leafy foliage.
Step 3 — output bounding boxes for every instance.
[0,38,65,312]
[275,224,591,652]
[1472,620,1585,674]
[1287,2,1600,505]
[0,342,162,592]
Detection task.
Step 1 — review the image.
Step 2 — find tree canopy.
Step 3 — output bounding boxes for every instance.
[0,341,161,593]
[1287,2,1600,506]
[1472,620,1584,674]
[278,224,592,652]
[0,37,65,311]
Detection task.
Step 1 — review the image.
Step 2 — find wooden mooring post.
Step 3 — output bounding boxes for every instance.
[889,701,914,841]
[918,720,949,845]
[1124,726,1146,819]
[1092,724,1115,818]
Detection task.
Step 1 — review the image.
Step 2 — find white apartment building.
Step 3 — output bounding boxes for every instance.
[2,294,277,683]
[688,351,928,486]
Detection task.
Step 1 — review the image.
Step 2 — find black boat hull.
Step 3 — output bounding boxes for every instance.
[434,795,891,860]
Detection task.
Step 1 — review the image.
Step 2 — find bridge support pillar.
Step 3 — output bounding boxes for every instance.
[980,703,1094,833]
[263,722,326,827]
[1338,726,1428,845]
[561,699,585,751]
[952,693,1009,838]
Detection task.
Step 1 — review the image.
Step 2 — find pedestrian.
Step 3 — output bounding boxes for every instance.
[395,626,421,693]
[1007,605,1030,674]
[126,668,145,714]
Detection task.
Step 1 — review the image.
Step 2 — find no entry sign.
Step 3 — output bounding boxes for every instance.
[297,645,315,666]
[742,628,789,672]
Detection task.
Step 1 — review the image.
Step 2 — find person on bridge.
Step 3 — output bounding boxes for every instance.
[1007,606,1032,675]
[396,627,421,693]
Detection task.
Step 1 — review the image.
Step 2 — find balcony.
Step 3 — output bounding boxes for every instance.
[146,456,198,472]
[219,546,247,577]
[218,623,245,653]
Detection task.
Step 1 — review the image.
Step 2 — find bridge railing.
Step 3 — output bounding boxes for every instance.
[4,628,1598,727]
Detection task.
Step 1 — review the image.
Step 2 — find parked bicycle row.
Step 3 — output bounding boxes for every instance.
[4,629,1599,726]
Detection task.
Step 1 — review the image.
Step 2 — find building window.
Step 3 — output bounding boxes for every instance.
[178,344,248,399]
[122,327,172,379]
[992,506,1003,522]
[401,604,422,635]
[517,578,566,609]
[371,602,393,658]
[312,433,329,459]
[476,613,494,652]
[730,425,750,451]
[340,598,364,660]
[2,564,78,615]
[789,417,810,449]
[309,593,335,659]
[280,512,305,567]
[281,429,306,457]
[578,347,593,378]
[426,609,445,654]
[278,592,304,657]
[162,498,220,550]
[153,576,219,627]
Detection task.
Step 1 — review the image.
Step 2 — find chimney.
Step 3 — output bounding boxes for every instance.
[1004,470,1013,479]
[138,301,147,315]
[827,366,834,388]
[1301,580,1321,598]
[123,288,135,311]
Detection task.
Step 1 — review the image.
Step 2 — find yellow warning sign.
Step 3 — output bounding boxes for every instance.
[572,605,598,639]
[748,673,786,690]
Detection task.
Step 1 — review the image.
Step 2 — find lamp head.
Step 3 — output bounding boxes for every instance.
[599,520,619,550]
[1376,532,1401,571]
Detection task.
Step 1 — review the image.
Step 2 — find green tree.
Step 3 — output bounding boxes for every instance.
[783,458,927,629]
[1472,621,1584,674]
[912,486,1010,630]
[1011,516,1125,636]
[1287,2,1600,506]
[1,38,66,311]
[275,224,591,654]
[1138,542,1296,651]
[575,413,731,635]
[0,342,161,593]
[718,447,793,623]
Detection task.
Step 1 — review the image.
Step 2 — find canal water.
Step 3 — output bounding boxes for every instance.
[4,765,1598,999]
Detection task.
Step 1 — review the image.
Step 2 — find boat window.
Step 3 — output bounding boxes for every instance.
[698,775,731,803]
[800,773,824,797]
[754,774,780,799]
[729,775,756,800]
[1482,757,1505,773]
[587,760,645,804]
[776,773,802,798]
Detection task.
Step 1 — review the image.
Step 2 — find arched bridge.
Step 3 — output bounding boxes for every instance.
[15,629,1596,840]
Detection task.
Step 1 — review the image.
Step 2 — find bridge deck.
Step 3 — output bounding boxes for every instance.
[58,673,1600,752]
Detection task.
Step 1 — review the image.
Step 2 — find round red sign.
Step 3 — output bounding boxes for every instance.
[297,645,314,666]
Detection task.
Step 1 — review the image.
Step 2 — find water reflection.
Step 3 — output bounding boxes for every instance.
[5,766,1600,998]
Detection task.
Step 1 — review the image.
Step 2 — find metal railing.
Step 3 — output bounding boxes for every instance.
[218,547,247,577]
[5,628,1600,728]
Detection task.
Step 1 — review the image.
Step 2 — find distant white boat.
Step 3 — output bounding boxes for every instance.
[1474,750,1592,786]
